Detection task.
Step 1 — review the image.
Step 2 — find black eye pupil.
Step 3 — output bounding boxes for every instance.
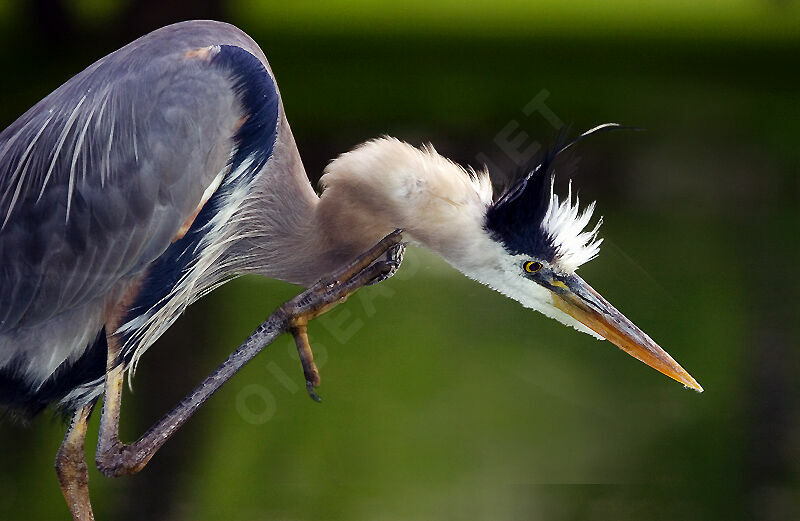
[524,261,542,273]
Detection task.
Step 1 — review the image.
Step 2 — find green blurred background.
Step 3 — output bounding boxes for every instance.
[0,1,798,520]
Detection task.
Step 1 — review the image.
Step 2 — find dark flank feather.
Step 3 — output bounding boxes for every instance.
[0,330,107,420]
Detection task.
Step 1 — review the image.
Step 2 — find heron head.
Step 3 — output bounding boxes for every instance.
[458,124,703,392]
[322,130,701,391]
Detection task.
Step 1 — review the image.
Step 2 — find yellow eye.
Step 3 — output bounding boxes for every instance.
[524,261,542,274]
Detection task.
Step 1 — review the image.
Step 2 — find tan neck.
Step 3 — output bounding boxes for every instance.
[254,137,494,286]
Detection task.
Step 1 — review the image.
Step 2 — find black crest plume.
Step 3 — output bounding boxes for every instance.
[484,123,624,262]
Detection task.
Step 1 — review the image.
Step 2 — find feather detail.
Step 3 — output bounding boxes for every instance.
[485,124,623,272]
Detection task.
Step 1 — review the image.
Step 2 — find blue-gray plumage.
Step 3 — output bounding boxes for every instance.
[0,20,701,521]
[0,22,290,414]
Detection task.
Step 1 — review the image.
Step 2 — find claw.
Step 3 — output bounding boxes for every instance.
[366,242,406,285]
[306,381,322,402]
[330,229,404,284]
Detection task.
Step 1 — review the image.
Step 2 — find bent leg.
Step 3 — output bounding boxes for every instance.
[95,230,404,477]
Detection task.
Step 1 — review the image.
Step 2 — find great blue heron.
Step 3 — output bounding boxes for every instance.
[0,20,701,520]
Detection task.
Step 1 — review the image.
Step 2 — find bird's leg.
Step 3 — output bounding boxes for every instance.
[284,229,406,400]
[94,337,139,477]
[55,403,95,521]
[93,230,404,478]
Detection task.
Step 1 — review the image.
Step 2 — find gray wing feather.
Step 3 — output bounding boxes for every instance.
[0,21,257,333]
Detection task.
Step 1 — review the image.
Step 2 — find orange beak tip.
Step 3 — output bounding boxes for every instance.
[684,378,704,393]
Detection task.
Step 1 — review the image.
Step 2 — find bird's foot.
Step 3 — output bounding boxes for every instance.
[283,229,405,401]
[366,241,405,285]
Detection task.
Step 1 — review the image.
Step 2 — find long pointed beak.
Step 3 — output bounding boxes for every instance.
[549,274,703,392]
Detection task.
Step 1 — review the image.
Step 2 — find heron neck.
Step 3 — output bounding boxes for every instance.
[251,138,496,286]
[305,139,496,282]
